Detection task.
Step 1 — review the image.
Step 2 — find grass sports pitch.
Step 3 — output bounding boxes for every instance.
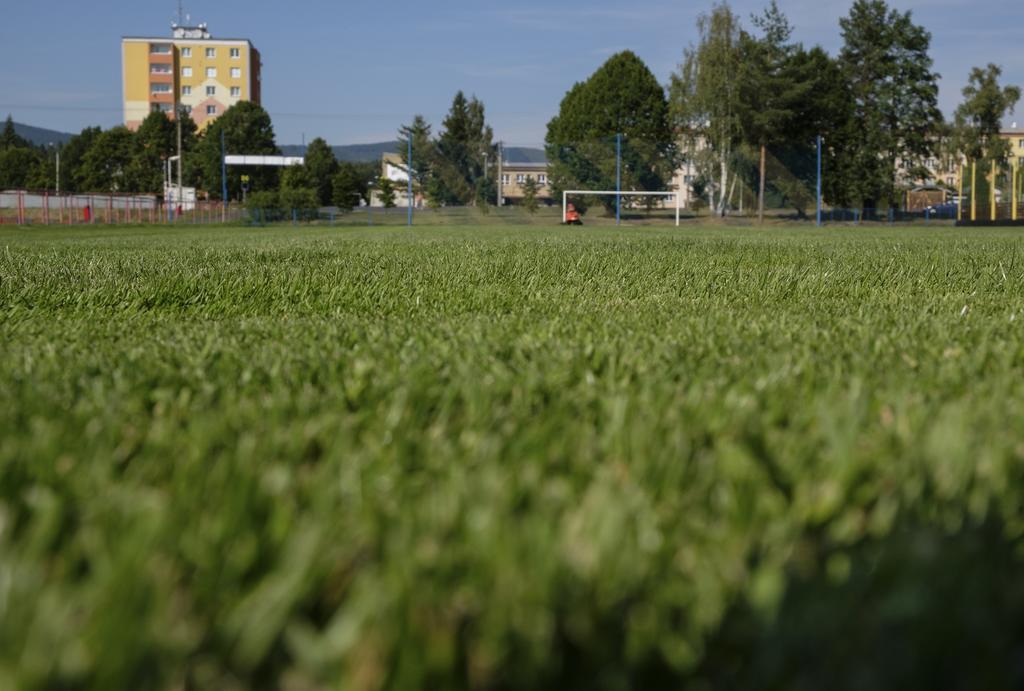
[3,223,1024,689]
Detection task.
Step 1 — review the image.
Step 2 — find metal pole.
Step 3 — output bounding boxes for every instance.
[56,150,60,195]
[675,187,680,227]
[1014,162,1019,222]
[407,135,413,226]
[991,159,997,221]
[497,142,503,207]
[816,135,822,227]
[971,160,977,222]
[562,191,567,224]
[957,164,963,222]
[221,130,228,221]
[177,106,183,222]
[615,133,622,226]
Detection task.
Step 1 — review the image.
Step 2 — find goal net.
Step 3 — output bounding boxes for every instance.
[562,190,682,226]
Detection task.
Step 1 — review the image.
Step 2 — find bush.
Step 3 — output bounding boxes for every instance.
[280,187,319,221]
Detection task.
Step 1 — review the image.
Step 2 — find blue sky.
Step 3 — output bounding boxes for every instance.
[0,0,1021,147]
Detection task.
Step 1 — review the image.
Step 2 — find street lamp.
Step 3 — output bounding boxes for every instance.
[47,142,61,194]
[367,180,375,226]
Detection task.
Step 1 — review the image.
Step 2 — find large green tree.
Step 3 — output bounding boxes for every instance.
[834,0,942,210]
[0,147,43,189]
[302,137,338,206]
[131,111,197,194]
[196,102,279,200]
[61,127,103,193]
[549,50,677,214]
[737,2,810,222]
[670,5,744,216]
[397,115,435,194]
[77,126,138,193]
[332,162,370,210]
[433,92,495,205]
[952,64,1021,163]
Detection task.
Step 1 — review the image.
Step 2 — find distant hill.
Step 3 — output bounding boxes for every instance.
[11,122,75,147]
[10,121,549,164]
[282,141,547,164]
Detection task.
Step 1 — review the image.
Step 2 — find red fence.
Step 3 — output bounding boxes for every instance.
[0,190,246,226]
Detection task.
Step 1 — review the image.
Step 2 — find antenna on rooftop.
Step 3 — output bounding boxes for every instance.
[177,1,185,26]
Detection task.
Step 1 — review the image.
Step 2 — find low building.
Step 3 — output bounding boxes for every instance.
[500,162,552,205]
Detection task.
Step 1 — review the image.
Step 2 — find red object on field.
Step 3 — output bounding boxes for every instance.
[83,205,92,223]
[564,203,582,225]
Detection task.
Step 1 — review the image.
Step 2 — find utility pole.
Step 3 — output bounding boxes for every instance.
[816,135,822,227]
[497,142,503,207]
[55,148,60,195]
[177,103,183,219]
[615,133,622,226]
[407,135,413,227]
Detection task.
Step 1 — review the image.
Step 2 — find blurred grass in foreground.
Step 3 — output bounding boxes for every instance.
[2,223,1024,690]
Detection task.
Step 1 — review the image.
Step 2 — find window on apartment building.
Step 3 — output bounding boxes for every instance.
[151,83,171,93]
[150,64,171,74]
[206,67,217,78]
[182,66,192,77]
[182,85,192,96]
[206,86,216,96]
[231,67,241,78]
[181,47,192,58]
[230,86,241,97]
[538,174,547,184]
[205,47,216,58]
[149,43,171,54]
[516,174,526,183]
[206,105,217,115]
[501,174,509,185]
[230,47,240,58]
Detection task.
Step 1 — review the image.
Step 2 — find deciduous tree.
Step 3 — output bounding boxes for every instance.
[670,5,744,216]
[197,102,279,200]
[549,50,677,215]
[835,0,942,211]
[303,137,338,206]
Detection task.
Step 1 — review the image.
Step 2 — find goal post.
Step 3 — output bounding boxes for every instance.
[562,190,681,226]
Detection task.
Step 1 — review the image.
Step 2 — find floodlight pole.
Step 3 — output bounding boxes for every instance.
[616,133,622,226]
[816,135,822,227]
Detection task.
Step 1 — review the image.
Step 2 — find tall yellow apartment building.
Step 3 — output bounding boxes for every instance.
[122,23,262,131]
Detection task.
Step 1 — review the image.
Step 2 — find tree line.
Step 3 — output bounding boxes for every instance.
[546,0,1021,218]
[5,0,1018,217]
[1,88,504,213]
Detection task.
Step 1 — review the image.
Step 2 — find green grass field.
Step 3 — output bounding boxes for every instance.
[3,223,1024,690]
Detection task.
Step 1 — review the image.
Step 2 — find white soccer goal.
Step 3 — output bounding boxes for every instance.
[562,190,681,226]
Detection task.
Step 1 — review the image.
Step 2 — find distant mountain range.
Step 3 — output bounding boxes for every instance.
[12,122,75,147]
[11,122,547,164]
